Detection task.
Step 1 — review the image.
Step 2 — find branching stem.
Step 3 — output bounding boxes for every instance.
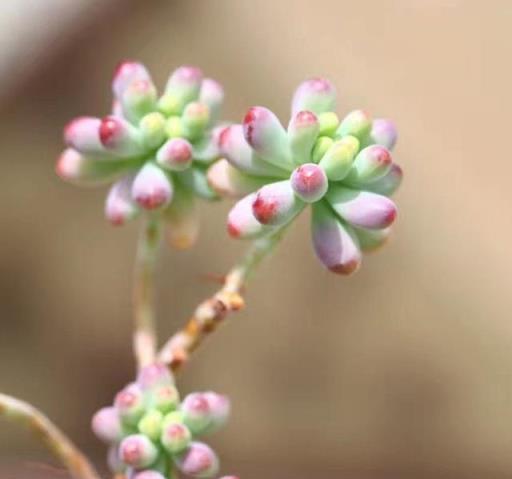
[158,228,286,371]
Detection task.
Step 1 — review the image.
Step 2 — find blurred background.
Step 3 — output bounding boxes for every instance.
[1,0,511,478]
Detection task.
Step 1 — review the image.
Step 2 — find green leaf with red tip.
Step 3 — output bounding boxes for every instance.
[243,107,293,170]
[132,163,173,210]
[291,78,337,115]
[290,163,328,203]
[119,434,158,469]
[311,201,362,275]
[344,145,392,186]
[219,125,289,178]
[201,392,230,435]
[64,117,106,156]
[364,163,403,196]
[112,61,151,99]
[252,180,305,226]
[121,79,158,124]
[182,102,210,141]
[326,185,397,230]
[336,110,372,142]
[173,442,219,479]
[157,138,193,172]
[163,66,203,114]
[181,393,212,436]
[161,421,192,455]
[227,193,274,239]
[99,116,144,158]
[287,110,320,165]
[105,174,140,226]
[366,118,398,150]
[114,383,146,426]
[92,407,124,444]
[56,149,136,186]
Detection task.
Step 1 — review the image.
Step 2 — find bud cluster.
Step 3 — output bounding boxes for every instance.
[92,363,230,478]
[57,61,403,273]
[208,78,402,274]
[57,62,225,248]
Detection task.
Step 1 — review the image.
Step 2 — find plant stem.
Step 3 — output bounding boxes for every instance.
[0,393,101,479]
[133,217,163,370]
[158,228,285,370]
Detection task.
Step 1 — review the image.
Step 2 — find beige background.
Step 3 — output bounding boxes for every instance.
[0,1,511,478]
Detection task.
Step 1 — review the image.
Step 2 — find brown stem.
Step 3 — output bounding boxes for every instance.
[0,393,101,479]
[133,217,162,370]
[158,229,285,371]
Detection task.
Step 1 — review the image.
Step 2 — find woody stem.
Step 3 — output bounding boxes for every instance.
[158,228,286,370]
[0,393,101,479]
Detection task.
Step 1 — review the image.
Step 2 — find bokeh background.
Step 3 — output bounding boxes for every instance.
[1,1,511,478]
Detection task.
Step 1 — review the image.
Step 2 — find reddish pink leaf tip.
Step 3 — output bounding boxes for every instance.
[134,189,169,210]
[227,221,241,238]
[175,65,203,82]
[252,193,277,225]
[306,77,334,93]
[99,116,119,146]
[113,60,140,81]
[374,146,392,165]
[218,125,231,150]
[295,110,318,126]
[329,258,361,275]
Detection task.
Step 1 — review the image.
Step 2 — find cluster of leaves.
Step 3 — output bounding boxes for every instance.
[58,62,223,249]
[211,79,401,274]
[92,363,229,478]
[57,61,402,274]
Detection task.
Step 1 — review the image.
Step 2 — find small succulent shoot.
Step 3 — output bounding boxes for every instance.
[114,383,146,426]
[181,393,213,435]
[91,406,124,444]
[57,62,226,249]
[173,442,219,478]
[92,363,230,479]
[138,409,165,441]
[202,392,231,434]
[161,419,192,454]
[209,77,402,275]
[119,434,159,469]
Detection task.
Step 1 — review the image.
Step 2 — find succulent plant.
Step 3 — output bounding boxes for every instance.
[208,78,402,274]
[0,61,405,479]
[92,363,230,479]
[57,62,225,249]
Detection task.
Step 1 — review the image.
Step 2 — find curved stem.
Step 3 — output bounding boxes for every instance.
[0,393,101,479]
[133,217,163,370]
[158,228,286,371]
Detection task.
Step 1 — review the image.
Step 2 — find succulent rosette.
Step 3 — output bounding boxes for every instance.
[92,363,230,479]
[57,62,224,248]
[208,78,402,274]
